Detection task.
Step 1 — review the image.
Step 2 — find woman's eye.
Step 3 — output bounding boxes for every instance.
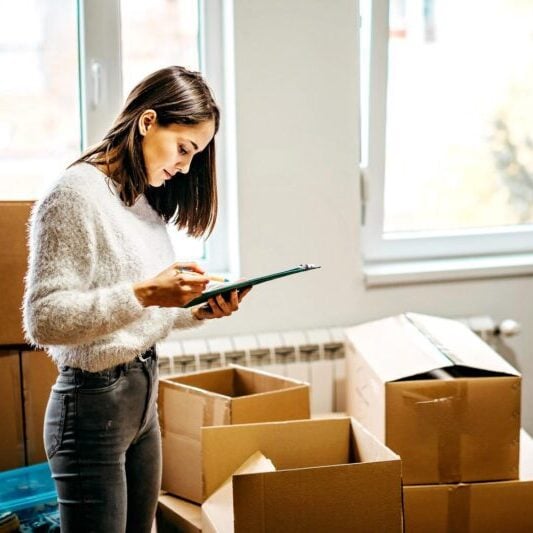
[179,145,189,155]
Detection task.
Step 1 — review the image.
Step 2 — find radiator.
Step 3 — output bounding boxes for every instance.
[157,315,520,416]
[157,327,347,414]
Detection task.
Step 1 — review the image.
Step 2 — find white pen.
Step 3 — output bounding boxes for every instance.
[178,268,229,283]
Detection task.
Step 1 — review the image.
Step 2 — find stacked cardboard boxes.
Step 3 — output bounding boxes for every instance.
[345,312,533,532]
[159,365,310,502]
[0,201,33,346]
[0,201,59,471]
[157,364,404,532]
[0,202,32,470]
[403,429,533,533]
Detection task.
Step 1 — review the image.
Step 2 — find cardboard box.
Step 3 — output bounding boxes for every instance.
[403,430,533,533]
[0,351,25,470]
[0,201,33,344]
[202,452,276,533]
[200,417,403,532]
[345,312,521,484]
[157,492,202,533]
[159,365,310,502]
[22,351,58,464]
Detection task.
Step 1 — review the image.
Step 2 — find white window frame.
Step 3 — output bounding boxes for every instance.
[79,0,236,274]
[361,0,533,283]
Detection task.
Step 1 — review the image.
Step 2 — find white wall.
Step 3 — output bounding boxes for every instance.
[176,0,533,433]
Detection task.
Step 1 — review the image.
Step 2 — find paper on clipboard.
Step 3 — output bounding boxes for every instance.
[184,263,321,308]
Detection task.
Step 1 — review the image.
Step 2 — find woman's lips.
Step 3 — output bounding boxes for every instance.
[163,169,173,179]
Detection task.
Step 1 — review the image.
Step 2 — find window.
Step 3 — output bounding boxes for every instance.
[120,0,203,262]
[361,0,533,270]
[0,0,80,200]
[0,0,233,272]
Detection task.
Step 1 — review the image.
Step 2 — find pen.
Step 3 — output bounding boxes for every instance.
[178,268,229,283]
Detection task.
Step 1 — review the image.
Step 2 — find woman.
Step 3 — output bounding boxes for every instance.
[23,66,250,533]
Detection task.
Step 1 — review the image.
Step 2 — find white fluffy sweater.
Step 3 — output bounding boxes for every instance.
[23,162,203,372]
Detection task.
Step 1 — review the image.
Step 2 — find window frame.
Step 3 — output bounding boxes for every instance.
[361,0,533,266]
[79,0,235,273]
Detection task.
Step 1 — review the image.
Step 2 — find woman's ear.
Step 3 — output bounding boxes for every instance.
[138,109,157,136]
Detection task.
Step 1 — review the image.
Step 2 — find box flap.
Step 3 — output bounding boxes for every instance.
[230,364,309,395]
[161,364,309,399]
[408,313,520,376]
[233,461,402,532]
[345,313,519,382]
[201,418,350,500]
[159,381,231,435]
[158,493,202,533]
[159,380,230,502]
[520,429,533,480]
[350,417,400,463]
[162,368,235,398]
[202,452,276,533]
[231,386,310,424]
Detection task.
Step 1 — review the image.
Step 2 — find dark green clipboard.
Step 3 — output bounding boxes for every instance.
[184,263,321,308]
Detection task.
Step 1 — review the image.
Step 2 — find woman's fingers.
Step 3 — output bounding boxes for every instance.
[206,292,237,317]
[197,288,250,320]
[173,261,205,275]
[229,289,239,310]
[237,286,252,302]
[174,271,209,295]
[178,273,209,287]
[206,297,224,318]
[215,293,232,315]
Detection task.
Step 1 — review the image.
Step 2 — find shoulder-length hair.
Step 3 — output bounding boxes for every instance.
[70,66,220,238]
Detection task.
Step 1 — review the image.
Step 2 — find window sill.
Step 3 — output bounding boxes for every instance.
[364,253,533,287]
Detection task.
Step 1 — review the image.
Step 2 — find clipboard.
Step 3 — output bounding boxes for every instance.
[184,263,321,308]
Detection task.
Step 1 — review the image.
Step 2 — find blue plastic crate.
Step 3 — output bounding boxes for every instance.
[0,462,57,514]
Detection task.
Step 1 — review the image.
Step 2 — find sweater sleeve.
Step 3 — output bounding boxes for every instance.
[23,187,145,347]
[172,307,206,330]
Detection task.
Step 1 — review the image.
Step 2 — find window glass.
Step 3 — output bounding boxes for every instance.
[0,0,80,200]
[120,0,200,97]
[384,0,533,234]
[120,0,204,260]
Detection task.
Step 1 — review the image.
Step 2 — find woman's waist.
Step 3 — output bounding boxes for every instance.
[56,346,157,387]
[49,337,162,372]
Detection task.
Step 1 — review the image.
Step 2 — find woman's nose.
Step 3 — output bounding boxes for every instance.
[175,156,192,174]
[176,163,190,174]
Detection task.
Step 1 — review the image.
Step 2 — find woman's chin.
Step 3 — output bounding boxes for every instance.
[148,177,166,187]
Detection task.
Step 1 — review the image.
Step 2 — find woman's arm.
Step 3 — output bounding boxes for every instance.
[23,187,146,346]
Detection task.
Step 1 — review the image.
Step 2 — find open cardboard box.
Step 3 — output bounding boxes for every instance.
[345,312,521,485]
[199,416,402,532]
[159,364,310,502]
[403,430,533,533]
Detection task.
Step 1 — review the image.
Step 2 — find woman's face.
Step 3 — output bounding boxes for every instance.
[140,111,215,187]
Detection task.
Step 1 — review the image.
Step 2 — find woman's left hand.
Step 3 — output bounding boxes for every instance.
[192,286,252,321]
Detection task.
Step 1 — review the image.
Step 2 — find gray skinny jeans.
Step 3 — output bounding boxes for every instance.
[44,349,161,533]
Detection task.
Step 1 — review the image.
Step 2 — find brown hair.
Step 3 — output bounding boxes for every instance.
[70,66,219,237]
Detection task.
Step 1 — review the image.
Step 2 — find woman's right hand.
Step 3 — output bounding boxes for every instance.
[133,262,209,308]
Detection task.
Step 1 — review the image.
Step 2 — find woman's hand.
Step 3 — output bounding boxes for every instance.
[133,262,209,308]
[192,286,252,321]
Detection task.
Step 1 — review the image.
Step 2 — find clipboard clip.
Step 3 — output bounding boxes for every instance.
[300,263,321,270]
